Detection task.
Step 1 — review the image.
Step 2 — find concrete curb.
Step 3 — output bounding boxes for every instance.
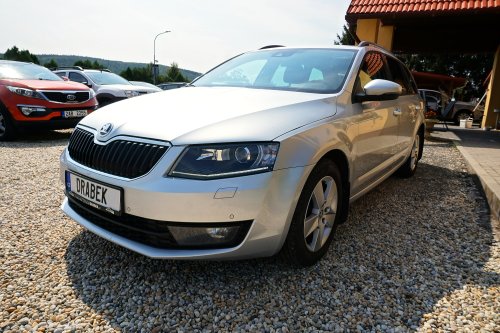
[453,140,500,223]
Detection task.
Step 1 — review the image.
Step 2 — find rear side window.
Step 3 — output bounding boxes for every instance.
[402,65,418,94]
[386,57,411,95]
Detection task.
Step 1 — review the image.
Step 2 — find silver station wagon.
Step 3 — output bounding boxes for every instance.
[60,42,424,266]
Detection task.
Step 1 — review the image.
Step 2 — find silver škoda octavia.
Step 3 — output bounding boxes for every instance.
[60,43,424,266]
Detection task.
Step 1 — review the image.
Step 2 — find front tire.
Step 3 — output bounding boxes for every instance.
[0,107,16,141]
[282,160,344,266]
[397,131,422,178]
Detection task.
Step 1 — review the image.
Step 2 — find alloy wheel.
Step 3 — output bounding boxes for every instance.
[304,176,338,252]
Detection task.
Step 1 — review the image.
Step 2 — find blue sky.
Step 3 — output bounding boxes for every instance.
[0,0,352,73]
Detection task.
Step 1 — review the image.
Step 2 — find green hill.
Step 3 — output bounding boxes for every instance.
[1,53,201,81]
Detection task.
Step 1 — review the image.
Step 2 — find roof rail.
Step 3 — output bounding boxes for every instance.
[99,68,111,72]
[357,41,391,53]
[259,45,285,50]
[56,66,83,71]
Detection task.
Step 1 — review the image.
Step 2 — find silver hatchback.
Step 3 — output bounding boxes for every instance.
[60,43,424,266]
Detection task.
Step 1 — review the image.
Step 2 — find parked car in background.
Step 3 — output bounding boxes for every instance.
[157,82,186,90]
[130,81,162,93]
[60,43,424,266]
[418,89,483,124]
[54,67,155,107]
[0,60,97,140]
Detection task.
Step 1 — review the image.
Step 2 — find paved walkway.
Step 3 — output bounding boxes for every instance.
[429,124,500,223]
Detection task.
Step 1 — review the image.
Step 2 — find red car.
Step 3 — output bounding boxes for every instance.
[0,60,98,140]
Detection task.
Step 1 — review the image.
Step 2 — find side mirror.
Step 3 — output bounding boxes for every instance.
[82,81,92,88]
[355,79,402,102]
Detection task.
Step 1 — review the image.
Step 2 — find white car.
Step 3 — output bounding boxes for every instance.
[60,43,424,266]
[54,67,156,106]
[130,81,162,93]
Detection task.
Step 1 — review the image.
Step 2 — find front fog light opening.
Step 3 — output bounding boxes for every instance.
[19,105,47,116]
[168,221,252,249]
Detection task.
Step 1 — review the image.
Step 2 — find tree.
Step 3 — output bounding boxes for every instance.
[3,46,39,64]
[120,64,154,83]
[164,62,188,82]
[74,59,105,69]
[334,25,355,46]
[43,59,58,69]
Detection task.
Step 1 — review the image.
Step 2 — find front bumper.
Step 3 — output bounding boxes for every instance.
[60,147,312,260]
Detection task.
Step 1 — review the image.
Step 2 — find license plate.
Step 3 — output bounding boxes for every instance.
[63,110,88,118]
[65,171,122,215]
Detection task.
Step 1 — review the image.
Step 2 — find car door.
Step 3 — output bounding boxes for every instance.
[386,57,422,155]
[351,51,401,190]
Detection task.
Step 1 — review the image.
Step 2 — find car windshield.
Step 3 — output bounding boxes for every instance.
[0,62,63,81]
[194,48,357,94]
[86,71,131,85]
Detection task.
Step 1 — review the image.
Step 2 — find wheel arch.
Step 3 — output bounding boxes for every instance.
[317,149,350,223]
[454,108,473,118]
[417,124,425,160]
[96,93,117,104]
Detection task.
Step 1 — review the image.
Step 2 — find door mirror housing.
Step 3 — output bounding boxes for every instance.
[355,79,402,102]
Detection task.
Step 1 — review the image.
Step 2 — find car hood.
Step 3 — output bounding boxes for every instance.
[0,79,90,91]
[96,84,138,91]
[80,87,337,145]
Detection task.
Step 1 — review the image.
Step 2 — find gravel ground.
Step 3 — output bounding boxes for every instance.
[0,131,499,333]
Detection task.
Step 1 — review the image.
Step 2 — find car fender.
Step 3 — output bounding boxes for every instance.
[96,87,126,98]
[274,118,353,171]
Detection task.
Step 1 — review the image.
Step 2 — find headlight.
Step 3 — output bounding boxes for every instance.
[124,90,140,98]
[7,86,44,99]
[169,143,279,180]
[89,89,96,98]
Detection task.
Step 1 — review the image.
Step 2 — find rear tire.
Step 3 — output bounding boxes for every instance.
[282,160,344,267]
[454,110,470,125]
[397,131,422,178]
[0,107,17,141]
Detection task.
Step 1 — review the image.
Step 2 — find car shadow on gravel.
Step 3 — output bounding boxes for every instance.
[64,160,499,331]
[0,130,71,148]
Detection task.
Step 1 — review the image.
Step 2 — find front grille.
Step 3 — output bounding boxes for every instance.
[68,128,168,179]
[68,197,178,248]
[41,91,90,103]
[68,197,252,249]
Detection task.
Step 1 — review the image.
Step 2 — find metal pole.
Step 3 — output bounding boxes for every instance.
[153,30,171,84]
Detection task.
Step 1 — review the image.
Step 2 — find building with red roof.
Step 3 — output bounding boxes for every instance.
[345,0,500,128]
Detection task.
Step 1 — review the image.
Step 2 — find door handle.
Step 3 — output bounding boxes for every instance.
[393,108,402,116]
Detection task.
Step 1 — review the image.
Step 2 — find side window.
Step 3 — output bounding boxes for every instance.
[69,72,88,84]
[55,72,66,79]
[354,52,389,95]
[401,65,418,94]
[386,57,410,95]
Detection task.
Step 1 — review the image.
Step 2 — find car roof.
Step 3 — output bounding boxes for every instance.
[0,60,39,65]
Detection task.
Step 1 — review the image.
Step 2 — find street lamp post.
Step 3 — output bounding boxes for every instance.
[153,30,171,84]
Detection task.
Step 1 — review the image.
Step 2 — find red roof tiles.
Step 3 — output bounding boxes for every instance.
[347,0,500,14]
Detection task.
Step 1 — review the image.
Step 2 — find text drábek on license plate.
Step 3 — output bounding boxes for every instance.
[63,110,88,118]
[65,171,122,215]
